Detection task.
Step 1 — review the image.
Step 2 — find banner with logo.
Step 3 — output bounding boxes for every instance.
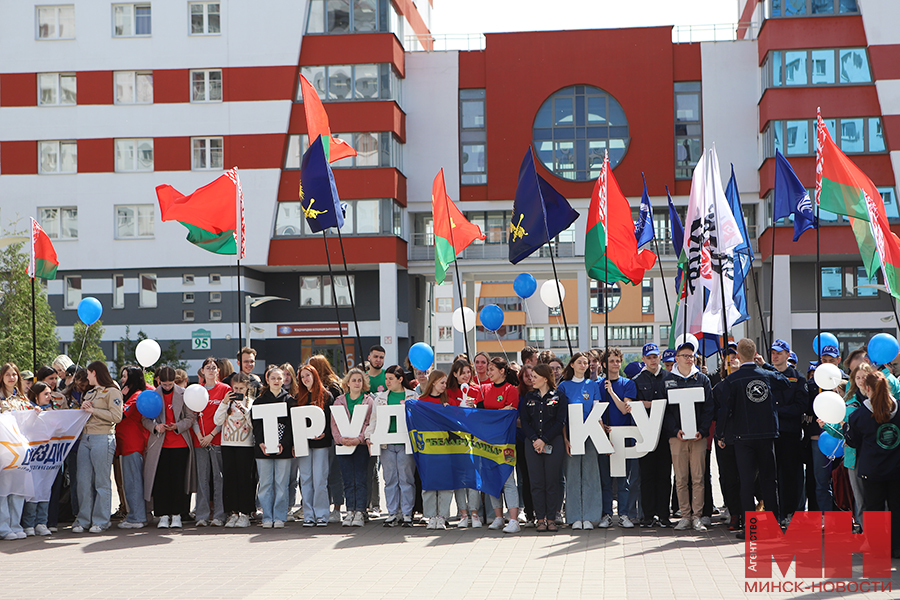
[405,400,517,497]
[0,410,89,501]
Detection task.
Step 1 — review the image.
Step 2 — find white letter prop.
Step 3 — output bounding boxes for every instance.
[666,388,704,440]
[251,402,287,454]
[290,405,326,457]
[628,399,667,453]
[369,404,412,455]
[609,426,643,477]
[568,402,614,455]
[331,404,369,456]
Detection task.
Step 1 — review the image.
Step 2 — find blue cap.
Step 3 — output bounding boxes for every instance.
[822,345,840,357]
[728,340,737,348]
[662,349,676,362]
[642,343,660,356]
[789,352,798,364]
[808,360,820,371]
[623,362,644,378]
[677,341,696,353]
[771,339,791,353]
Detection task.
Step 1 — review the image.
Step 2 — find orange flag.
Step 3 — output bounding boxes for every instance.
[299,74,357,163]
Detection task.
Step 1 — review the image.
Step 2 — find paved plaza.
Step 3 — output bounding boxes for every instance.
[2,518,898,600]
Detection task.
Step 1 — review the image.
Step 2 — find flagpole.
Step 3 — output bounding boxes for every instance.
[442,186,472,364]
[548,247,573,356]
[237,259,242,352]
[335,226,365,368]
[652,236,673,323]
[769,220,776,348]
[750,266,770,351]
[322,230,348,372]
[31,277,37,372]
[816,201,822,362]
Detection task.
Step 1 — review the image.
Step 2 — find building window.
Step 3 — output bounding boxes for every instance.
[209,309,222,321]
[460,89,486,185]
[114,71,152,104]
[532,85,629,181]
[436,298,453,312]
[183,274,195,285]
[191,70,222,102]
[37,5,75,39]
[477,296,523,312]
[764,117,886,158]
[116,205,154,238]
[476,324,522,341]
[113,274,125,308]
[299,63,400,103]
[183,292,195,303]
[38,73,76,106]
[305,0,380,34]
[285,133,401,170]
[590,280,622,313]
[674,82,701,180]
[64,275,81,309]
[189,2,220,34]
[183,310,195,322]
[300,275,355,306]
[39,141,77,173]
[192,137,224,170]
[275,199,401,236]
[526,327,545,343]
[550,327,578,347]
[39,207,78,239]
[113,4,151,37]
[642,278,654,314]
[438,326,452,341]
[210,291,222,303]
[607,325,654,347]
[821,265,879,298]
[139,273,157,308]
[660,325,671,344]
[769,0,858,17]
[115,139,154,171]
[764,48,871,90]
[209,273,221,284]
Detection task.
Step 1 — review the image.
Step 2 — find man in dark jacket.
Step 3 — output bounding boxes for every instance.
[714,338,790,539]
[770,339,808,525]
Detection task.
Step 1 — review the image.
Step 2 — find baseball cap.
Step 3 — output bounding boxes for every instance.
[821,345,840,358]
[623,362,644,378]
[20,370,34,381]
[662,349,676,362]
[677,341,696,353]
[789,352,798,365]
[642,343,660,356]
[771,339,791,353]
[726,347,738,356]
[808,360,819,372]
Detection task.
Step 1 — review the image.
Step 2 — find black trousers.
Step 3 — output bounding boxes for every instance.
[640,443,671,521]
[524,436,565,520]
[734,438,780,520]
[775,432,802,516]
[863,478,900,554]
[516,438,534,520]
[716,442,742,520]
[153,447,190,516]
[222,446,256,515]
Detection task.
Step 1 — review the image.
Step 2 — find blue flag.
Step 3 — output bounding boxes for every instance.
[634,174,654,247]
[725,165,751,325]
[509,148,579,264]
[405,400,517,497]
[299,135,344,233]
[667,186,685,292]
[773,149,816,242]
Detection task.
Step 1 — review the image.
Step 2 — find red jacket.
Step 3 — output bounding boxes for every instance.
[116,392,151,456]
[191,382,230,446]
[479,382,519,410]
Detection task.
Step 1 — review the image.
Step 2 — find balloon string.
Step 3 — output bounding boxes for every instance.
[493,330,509,361]
[75,322,90,367]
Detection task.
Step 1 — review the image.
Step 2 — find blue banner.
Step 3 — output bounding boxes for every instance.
[634,173,654,247]
[405,400,517,496]
[300,135,344,233]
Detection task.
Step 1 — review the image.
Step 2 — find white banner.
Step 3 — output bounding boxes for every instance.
[0,410,89,501]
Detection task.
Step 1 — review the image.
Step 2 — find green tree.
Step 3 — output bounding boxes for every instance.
[0,238,60,372]
[69,321,106,366]
[115,326,189,373]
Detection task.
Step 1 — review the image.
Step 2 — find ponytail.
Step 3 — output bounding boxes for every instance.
[864,371,895,424]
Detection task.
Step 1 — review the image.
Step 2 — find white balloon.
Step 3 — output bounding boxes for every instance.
[452,307,477,333]
[813,363,843,391]
[814,391,846,424]
[135,339,161,368]
[675,333,700,352]
[183,384,210,413]
[540,280,566,308]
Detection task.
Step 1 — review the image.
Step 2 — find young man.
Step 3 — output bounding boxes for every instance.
[237,347,261,395]
[634,343,674,528]
[589,350,603,381]
[662,349,676,372]
[769,339,808,526]
[366,345,386,393]
[520,346,538,368]
[364,344,386,517]
[598,347,639,529]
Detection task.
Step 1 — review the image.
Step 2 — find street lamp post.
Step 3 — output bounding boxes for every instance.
[245,296,289,348]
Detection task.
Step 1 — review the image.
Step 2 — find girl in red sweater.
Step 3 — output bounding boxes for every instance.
[480,357,521,533]
[116,365,149,528]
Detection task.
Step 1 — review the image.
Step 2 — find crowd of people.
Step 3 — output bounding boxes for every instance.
[0,336,897,555]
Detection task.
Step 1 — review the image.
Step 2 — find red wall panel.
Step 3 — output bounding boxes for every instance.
[77,138,114,173]
[268,236,407,267]
[759,86,882,128]
[0,141,37,174]
[758,16,867,64]
[459,51,486,88]
[884,115,900,152]
[869,44,900,81]
[153,137,191,171]
[226,134,286,170]
[223,66,297,102]
[758,154,895,197]
[0,73,37,106]
[76,71,113,105]
[154,69,189,103]
[673,43,701,81]
[300,34,405,78]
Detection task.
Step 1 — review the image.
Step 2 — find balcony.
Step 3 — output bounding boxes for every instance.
[408,233,576,262]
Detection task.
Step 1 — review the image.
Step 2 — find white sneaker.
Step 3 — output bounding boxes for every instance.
[3,532,18,540]
[502,519,521,533]
[23,527,34,537]
[329,509,341,523]
[674,518,691,530]
[583,520,594,530]
[71,524,85,533]
[236,514,251,528]
[117,521,144,529]
[286,513,295,522]
[342,513,353,527]
[157,516,170,529]
[700,516,712,528]
[210,519,223,527]
[692,517,708,532]
[224,514,239,528]
[15,531,26,539]
[598,515,612,528]
[274,521,285,529]
[571,520,583,530]
[488,516,505,530]
[195,519,208,527]
[471,513,483,528]
[619,516,635,529]
[262,520,273,529]
[517,512,527,523]
[88,525,103,533]
[170,515,182,528]
[457,515,469,529]
[425,517,436,530]
[35,524,52,536]
[351,511,365,527]
[383,514,398,527]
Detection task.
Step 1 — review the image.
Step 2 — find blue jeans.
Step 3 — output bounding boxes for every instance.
[811,439,834,511]
[194,445,224,522]
[121,452,147,523]
[598,453,639,519]
[565,444,603,523]
[256,458,291,523]
[338,445,369,512]
[76,434,115,529]
[381,445,416,516]
[22,501,49,528]
[0,495,24,536]
[487,472,519,513]
[298,447,331,523]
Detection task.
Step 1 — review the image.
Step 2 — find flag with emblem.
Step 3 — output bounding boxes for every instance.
[774,149,816,241]
[28,218,58,279]
[634,174,655,247]
[299,135,343,233]
[299,74,357,163]
[432,169,485,284]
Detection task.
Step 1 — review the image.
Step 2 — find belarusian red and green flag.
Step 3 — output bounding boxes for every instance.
[585,151,657,284]
[299,74,357,164]
[28,217,58,279]
[816,109,900,299]
[156,167,246,258]
[432,168,484,284]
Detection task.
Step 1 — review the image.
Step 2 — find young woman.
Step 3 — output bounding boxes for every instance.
[418,371,454,530]
[839,363,874,530]
[21,383,54,536]
[191,357,230,527]
[366,365,417,527]
[0,362,25,405]
[115,365,149,529]
[252,366,296,528]
[0,364,30,540]
[143,366,195,529]
[331,368,374,527]
[548,357,565,384]
[280,363,301,398]
[516,364,536,526]
[73,361,123,533]
[283,362,302,519]
[295,365,334,526]
[480,357,521,533]
[473,352,491,385]
[308,354,345,524]
[557,352,602,529]
[214,372,256,528]
[520,364,568,532]
[447,359,482,528]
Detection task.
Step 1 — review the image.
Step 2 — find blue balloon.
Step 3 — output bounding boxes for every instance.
[812,332,839,355]
[136,389,162,419]
[408,342,435,372]
[513,273,537,299]
[480,304,505,332]
[817,431,844,459]
[77,297,103,325]
[868,333,900,366]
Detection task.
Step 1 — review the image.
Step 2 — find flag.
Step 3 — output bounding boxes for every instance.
[299,135,344,233]
[432,169,485,284]
[28,218,58,279]
[156,168,245,257]
[508,148,579,264]
[585,151,657,284]
[667,187,685,292]
[774,149,816,241]
[816,109,900,298]
[725,166,752,325]
[405,399,517,497]
[299,74,357,163]
[634,174,655,247]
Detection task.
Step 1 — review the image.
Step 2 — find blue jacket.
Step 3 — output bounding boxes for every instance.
[714,364,790,443]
